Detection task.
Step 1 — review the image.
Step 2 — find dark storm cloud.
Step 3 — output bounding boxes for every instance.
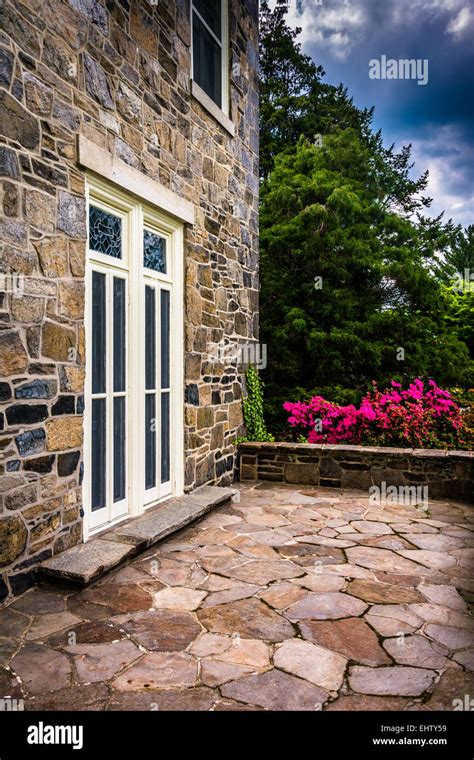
[286,0,474,225]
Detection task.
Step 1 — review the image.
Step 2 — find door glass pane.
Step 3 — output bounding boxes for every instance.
[194,0,222,38]
[161,392,170,484]
[193,12,222,108]
[144,230,167,274]
[89,206,122,258]
[92,271,106,394]
[113,277,126,392]
[91,398,106,510]
[113,396,125,502]
[145,394,156,490]
[161,290,170,390]
[145,286,156,391]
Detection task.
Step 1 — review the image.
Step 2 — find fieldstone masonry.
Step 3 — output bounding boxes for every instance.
[0,0,259,599]
[239,443,474,502]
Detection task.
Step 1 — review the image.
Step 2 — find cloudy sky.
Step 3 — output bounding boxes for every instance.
[284,0,474,228]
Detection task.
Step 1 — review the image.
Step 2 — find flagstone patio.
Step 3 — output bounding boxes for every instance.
[1,482,473,711]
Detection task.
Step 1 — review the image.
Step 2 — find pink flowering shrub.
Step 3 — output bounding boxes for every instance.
[283,379,465,449]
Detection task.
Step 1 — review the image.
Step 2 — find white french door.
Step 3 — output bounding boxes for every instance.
[89,264,128,530]
[84,177,184,537]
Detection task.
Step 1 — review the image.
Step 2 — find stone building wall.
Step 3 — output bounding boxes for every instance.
[0,0,259,600]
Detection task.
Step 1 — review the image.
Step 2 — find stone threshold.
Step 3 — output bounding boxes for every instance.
[38,485,236,587]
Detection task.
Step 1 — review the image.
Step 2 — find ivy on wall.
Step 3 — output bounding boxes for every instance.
[239,364,274,443]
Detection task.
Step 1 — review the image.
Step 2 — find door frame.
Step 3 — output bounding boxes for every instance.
[83,174,184,541]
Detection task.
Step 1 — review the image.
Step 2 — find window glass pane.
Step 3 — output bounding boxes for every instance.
[194,0,222,39]
[144,230,167,274]
[145,394,156,490]
[161,392,170,484]
[113,396,125,502]
[91,398,106,510]
[89,206,122,258]
[92,271,106,394]
[193,12,222,108]
[145,286,156,390]
[113,277,126,392]
[161,290,170,390]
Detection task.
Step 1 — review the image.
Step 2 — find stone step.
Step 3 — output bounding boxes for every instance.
[38,485,236,587]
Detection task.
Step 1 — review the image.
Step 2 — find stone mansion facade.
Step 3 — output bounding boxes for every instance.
[0,0,259,599]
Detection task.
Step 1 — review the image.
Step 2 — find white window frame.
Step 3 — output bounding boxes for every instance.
[190,0,230,120]
[83,175,184,540]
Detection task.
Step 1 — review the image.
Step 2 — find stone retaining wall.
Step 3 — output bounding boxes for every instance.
[238,442,474,502]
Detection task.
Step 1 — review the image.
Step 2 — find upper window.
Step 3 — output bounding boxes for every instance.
[191,0,228,114]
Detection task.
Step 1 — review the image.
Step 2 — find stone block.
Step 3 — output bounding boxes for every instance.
[11,296,44,324]
[42,322,76,361]
[240,464,257,480]
[23,188,56,232]
[0,331,28,375]
[15,379,57,400]
[34,237,68,277]
[0,91,40,149]
[341,469,373,491]
[15,429,46,457]
[0,516,27,566]
[197,407,214,430]
[57,191,87,238]
[40,539,135,585]
[284,463,319,485]
[58,281,85,320]
[46,416,83,451]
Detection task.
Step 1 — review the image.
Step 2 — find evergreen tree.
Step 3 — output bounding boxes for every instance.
[258,2,473,431]
[444,225,474,277]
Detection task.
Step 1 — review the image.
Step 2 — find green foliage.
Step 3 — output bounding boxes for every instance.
[258,2,474,432]
[239,364,274,442]
[442,285,474,359]
[260,135,474,430]
[443,225,474,277]
[449,386,474,447]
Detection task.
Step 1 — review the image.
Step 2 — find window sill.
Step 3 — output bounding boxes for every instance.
[191,80,235,137]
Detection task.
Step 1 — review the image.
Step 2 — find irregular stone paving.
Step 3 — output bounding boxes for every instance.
[1,483,473,711]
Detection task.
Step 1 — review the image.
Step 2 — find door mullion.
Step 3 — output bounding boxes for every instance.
[106,271,113,523]
[156,284,162,494]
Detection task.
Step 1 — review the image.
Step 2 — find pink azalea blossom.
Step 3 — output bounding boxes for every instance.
[284,379,465,449]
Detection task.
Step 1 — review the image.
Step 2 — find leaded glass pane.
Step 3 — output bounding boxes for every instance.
[144,230,167,273]
[89,206,122,258]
